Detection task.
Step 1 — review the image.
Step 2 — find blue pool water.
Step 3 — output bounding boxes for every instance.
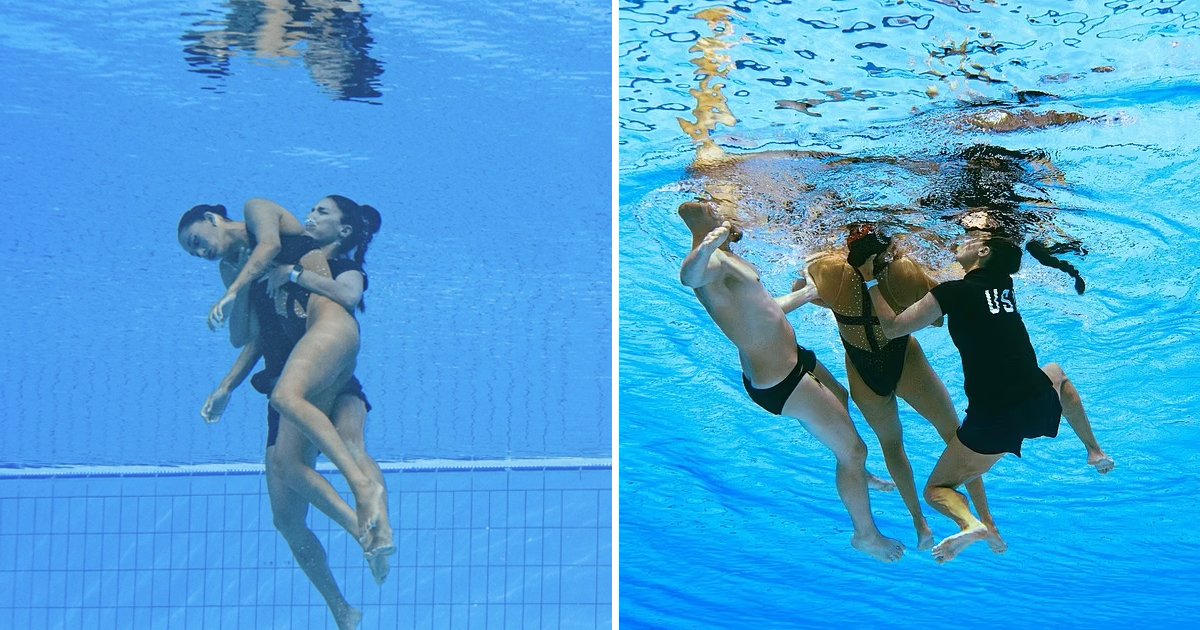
[0,0,611,627]
[620,1,1200,627]
[0,0,611,467]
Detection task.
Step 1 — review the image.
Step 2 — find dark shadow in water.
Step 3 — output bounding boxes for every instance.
[182,0,384,103]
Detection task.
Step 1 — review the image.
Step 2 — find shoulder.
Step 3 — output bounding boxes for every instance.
[929,278,966,303]
[807,254,847,282]
[330,257,363,276]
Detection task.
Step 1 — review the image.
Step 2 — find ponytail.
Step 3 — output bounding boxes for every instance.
[1026,239,1086,294]
[326,195,383,312]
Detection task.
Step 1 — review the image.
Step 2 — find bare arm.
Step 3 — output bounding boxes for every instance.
[219,258,254,347]
[884,256,944,328]
[208,199,304,330]
[776,284,819,314]
[680,221,732,288]
[269,264,364,312]
[223,199,290,298]
[859,257,943,338]
[776,267,821,313]
[200,335,263,424]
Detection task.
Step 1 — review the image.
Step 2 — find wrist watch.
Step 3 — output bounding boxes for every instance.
[289,264,305,284]
[864,278,879,290]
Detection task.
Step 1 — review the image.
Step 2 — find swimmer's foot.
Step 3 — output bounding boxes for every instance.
[916,522,935,552]
[367,548,392,585]
[851,532,905,563]
[867,473,896,493]
[363,494,395,560]
[334,606,362,630]
[931,524,988,564]
[354,481,386,550]
[1088,451,1115,475]
[984,525,1008,554]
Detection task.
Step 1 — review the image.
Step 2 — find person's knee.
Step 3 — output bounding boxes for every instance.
[837,435,868,467]
[1042,362,1066,387]
[266,446,298,479]
[269,386,302,417]
[272,507,310,537]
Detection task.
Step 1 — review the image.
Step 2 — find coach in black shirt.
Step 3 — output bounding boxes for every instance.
[856,222,1114,564]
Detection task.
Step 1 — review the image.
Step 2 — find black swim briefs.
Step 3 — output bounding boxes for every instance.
[742,345,818,415]
[957,385,1062,457]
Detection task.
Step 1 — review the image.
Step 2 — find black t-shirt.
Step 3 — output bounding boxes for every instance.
[280,256,367,342]
[247,234,318,393]
[930,267,1051,413]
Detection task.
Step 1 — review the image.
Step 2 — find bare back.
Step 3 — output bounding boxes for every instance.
[693,248,799,381]
[809,253,938,351]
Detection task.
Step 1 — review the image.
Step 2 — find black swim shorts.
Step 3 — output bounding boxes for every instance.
[957,385,1062,457]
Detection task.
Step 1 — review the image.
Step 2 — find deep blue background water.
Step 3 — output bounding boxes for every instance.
[621,1,1200,627]
[0,0,612,467]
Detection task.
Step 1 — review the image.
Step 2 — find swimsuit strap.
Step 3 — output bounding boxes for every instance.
[852,268,882,353]
[833,312,879,326]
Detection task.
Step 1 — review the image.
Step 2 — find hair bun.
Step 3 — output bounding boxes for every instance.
[361,204,382,234]
[201,203,228,218]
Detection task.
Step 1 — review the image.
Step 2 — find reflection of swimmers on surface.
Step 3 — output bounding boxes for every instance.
[804,224,1000,552]
[678,200,906,563]
[856,221,1114,563]
[178,197,391,629]
[182,0,384,101]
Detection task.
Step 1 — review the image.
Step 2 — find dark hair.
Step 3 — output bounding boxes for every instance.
[326,195,382,311]
[979,237,1023,275]
[979,236,1086,294]
[177,204,228,233]
[1026,239,1086,294]
[846,223,891,267]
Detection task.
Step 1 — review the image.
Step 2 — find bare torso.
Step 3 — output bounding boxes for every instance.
[694,248,799,384]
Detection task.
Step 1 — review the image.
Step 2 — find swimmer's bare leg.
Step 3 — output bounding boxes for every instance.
[331,395,395,576]
[1043,364,1114,474]
[811,361,894,493]
[782,377,905,563]
[896,343,1004,552]
[924,437,1003,563]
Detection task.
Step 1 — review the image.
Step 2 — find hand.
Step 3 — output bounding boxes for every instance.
[792,265,814,292]
[200,388,230,424]
[208,292,237,330]
[857,255,876,282]
[266,264,292,300]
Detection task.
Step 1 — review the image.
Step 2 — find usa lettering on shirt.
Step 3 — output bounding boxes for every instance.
[984,288,1015,314]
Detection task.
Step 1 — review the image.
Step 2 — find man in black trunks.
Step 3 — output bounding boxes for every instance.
[805,224,1000,553]
[857,224,1114,563]
[678,200,905,563]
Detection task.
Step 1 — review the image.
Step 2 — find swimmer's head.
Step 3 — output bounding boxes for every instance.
[177,204,235,261]
[959,231,1023,275]
[846,223,891,268]
[678,201,743,244]
[321,195,382,266]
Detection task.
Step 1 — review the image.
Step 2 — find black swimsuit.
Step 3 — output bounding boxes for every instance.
[244,234,371,447]
[836,272,910,397]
